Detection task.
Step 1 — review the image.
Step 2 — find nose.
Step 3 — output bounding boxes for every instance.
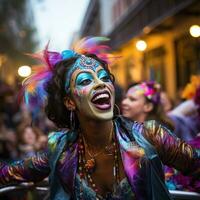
[93,78,106,89]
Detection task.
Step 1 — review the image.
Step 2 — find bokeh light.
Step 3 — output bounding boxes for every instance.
[189,25,200,38]
[136,40,147,51]
[18,65,32,77]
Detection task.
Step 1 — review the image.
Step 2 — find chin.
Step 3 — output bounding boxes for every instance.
[122,113,130,119]
[92,111,114,121]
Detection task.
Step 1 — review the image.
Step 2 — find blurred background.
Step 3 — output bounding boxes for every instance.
[0,0,200,104]
[0,0,200,199]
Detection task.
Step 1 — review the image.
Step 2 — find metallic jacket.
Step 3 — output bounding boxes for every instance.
[1,116,200,200]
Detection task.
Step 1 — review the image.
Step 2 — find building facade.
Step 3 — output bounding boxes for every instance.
[80,0,200,100]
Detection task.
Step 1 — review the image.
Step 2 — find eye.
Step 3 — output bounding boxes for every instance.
[129,97,136,102]
[79,79,92,86]
[100,75,110,82]
[98,69,111,82]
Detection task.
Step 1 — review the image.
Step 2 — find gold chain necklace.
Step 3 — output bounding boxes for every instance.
[78,126,120,199]
[83,121,114,172]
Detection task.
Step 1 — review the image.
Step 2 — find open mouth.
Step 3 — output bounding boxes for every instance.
[91,90,111,110]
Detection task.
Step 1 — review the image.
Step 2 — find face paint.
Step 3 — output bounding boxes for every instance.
[70,65,115,121]
[65,56,100,92]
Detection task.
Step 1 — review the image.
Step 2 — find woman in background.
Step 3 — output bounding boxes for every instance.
[17,124,47,159]
[122,81,174,130]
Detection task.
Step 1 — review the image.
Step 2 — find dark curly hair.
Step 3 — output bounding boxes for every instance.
[45,54,115,129]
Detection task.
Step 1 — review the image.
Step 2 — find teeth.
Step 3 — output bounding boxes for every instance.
[93,93,109,101]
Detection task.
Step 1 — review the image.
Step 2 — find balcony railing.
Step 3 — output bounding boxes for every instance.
[0,182,200,200]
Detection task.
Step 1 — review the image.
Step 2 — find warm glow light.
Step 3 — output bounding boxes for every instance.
[189,25,200,38]
[136,40,147,51]
[18,65,31,77]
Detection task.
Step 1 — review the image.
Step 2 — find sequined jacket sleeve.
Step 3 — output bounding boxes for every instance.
[0,131,64,186]
[143,120,200,176]
[0,152,50,186]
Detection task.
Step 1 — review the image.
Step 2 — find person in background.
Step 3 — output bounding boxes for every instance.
[168,76,200,141]
[165,76,200,192]
[160,91,174,113]
[0,37,200,200]
[121,81,174,131]
[16,124,47,159]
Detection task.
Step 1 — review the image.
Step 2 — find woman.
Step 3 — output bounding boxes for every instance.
[16,124,47,159]
[0,37,200,200]
[122,81,174,130]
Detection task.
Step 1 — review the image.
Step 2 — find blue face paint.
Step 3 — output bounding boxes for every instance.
[75,69,111,88]
[75,72,93,87]
[97,69,111,83]
[65,56,100,92]
[70,67,114,121]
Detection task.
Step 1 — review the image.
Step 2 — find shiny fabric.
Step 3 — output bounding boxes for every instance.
[0,152,49,184]
[0,116,200,200]
[165,135,200,192]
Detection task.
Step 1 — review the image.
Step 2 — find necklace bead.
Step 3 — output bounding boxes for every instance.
[78,124,120,198]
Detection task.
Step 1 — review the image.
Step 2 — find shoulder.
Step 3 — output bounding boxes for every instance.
[48,130,69,153]
[115,115,134,126]
[115,116,145,139]
[143,120,159,129]
[143,120,175,139]
[115,116,135,131]
[143,120,167,135]
[115,116,161,132]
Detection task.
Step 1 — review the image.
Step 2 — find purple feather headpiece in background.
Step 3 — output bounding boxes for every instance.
[128,81,161,105]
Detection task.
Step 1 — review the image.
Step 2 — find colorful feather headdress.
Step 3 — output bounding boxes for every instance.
[21,36,117,114]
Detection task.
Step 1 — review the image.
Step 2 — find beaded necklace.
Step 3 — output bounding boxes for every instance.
[78,125,120,199]
[82,123,114,172]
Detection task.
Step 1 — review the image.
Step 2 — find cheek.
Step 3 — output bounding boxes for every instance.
[127,102,135,109]
[129,101,140,109]
[73,89,81,103]
[81,87,89,96]
[122,98,129,105]
[73,87,90,103]
[107,83,115,93]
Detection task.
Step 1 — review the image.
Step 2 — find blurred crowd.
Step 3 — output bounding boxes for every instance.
[0,79,56,163]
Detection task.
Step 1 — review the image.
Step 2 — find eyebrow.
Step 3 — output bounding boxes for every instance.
[76,67,104,76]
[97,68,106,73]
[75,71,93,80]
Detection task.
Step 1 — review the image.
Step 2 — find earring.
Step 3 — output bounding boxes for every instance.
[70,110,76,130]
[114,104,121,116]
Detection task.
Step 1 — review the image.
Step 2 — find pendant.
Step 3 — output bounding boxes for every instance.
[105,143,115,155]
[85,158,96,172]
